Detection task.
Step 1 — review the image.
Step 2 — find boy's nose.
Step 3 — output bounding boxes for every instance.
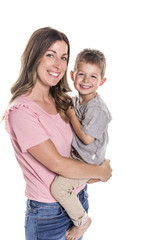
[83,76,89,82]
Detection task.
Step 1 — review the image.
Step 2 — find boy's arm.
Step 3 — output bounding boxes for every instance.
[66,106,95,145]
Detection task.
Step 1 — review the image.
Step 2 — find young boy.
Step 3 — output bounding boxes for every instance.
[51,49,112,240]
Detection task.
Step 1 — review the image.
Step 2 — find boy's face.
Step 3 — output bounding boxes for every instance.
[71,61,106,97]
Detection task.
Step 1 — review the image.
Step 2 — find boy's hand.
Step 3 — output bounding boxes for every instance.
[66,106,76,120]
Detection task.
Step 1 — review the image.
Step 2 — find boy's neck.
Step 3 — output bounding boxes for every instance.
[79,92,97,105]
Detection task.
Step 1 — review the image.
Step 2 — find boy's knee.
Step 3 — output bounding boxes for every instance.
[51,177,72,200]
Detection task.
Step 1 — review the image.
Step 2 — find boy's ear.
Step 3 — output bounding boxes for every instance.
[70,71,74,81]
[99,77,107,86]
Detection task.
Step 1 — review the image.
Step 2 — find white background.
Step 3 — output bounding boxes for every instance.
[0,0,160,239]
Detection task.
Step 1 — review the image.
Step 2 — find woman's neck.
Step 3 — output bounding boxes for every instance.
[27,83,51,103]
[27,86,57,115]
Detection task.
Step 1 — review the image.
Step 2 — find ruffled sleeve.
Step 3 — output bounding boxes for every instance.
[5,104,27,140]
[4,103,49,153]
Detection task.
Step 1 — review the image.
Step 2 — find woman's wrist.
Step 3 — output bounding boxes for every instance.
[97,165,105,180]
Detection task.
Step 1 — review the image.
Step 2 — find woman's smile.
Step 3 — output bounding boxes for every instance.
[47,70,60,78]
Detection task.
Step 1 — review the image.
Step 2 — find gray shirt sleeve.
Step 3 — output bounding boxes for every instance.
[82,106,111,139]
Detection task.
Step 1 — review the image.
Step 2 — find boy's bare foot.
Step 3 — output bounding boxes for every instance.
[66,217,92,240]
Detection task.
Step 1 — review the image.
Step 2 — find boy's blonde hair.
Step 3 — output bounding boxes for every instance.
[74,48,106,77]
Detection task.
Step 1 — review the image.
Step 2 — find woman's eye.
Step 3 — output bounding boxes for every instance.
[46,54,54,58]
[61,57,68,61]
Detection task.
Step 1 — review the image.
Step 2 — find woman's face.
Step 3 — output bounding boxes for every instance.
[36,40,68,88]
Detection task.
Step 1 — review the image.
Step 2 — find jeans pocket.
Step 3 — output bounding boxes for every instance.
[36,208,70,240]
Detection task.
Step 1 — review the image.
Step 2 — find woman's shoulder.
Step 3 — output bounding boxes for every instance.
[4,95,40,139]
[9,94,31,107]
[5,95,39,121]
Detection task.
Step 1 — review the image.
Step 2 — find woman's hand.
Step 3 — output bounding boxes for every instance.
[87,179,100,184]
[87,160,112,184]
[100,159,112,182]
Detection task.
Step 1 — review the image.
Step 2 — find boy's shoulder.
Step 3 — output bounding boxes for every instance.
[89,94,111,119]
[72,94,112,123]
[88,93,107,109]
[72,94,110,113]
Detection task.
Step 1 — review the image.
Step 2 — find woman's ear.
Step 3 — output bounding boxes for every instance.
[70,71,74,81]
[99,78,107,86]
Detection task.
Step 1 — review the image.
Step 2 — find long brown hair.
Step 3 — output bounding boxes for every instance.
[10,27,72,121]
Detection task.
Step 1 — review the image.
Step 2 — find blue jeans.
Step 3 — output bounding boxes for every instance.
[25,185,89,240]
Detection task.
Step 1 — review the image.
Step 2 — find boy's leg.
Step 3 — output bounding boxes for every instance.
[51,176,88,226]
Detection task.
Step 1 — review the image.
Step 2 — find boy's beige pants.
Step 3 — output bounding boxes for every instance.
[50,150,89,226]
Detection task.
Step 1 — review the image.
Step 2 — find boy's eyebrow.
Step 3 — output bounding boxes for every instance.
[77,69,98,75]
[47,50,68,56]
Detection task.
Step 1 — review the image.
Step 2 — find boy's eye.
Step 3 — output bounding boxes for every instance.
[91,75,97,79]
[78,73,84,76]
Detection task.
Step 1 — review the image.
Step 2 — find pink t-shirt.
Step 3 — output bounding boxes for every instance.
[5,95,84,203]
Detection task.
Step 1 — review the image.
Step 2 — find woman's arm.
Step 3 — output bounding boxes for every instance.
[28,139,112,181]
[66,106,94,145]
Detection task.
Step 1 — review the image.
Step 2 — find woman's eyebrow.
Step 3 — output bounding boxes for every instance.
[47,50,56,53]
[47,50,68,56]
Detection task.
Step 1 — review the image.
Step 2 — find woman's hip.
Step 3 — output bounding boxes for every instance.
[25,185,89,240]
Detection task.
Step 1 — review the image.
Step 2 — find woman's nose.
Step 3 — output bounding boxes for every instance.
[53,57,61,68]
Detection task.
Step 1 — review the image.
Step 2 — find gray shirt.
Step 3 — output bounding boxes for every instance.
[72,93,112,165]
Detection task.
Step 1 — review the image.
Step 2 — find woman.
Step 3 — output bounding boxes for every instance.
[4,27,112,240]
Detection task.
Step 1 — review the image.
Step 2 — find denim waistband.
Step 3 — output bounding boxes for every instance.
[27,184,88,209]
